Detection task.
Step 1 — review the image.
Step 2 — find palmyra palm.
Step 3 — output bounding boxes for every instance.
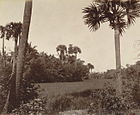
[82,0,140,94]
[56,45,67,62]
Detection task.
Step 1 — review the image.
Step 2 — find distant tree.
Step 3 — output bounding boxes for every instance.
[68,44,73,56]
[68,44,81,59]
[87,63,94,73]
[73,46,81,59]
[56,45,67,62]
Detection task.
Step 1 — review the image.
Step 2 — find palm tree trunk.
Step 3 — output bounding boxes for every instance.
[2,39,18,113]
[114,27,121,69]
[114,27,122,95]
[16,0,32,106]
[2,37,6,68]
[60,51,64,63]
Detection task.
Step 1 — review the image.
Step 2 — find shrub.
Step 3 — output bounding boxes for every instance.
[48,92,92,113]
[12,98,47,115]
[88,85,131,115]
[50,95,73,112]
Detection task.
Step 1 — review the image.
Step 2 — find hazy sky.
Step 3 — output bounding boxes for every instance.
[0,0,140,72]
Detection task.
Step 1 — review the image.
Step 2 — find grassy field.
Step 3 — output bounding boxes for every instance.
[37,79,116,97]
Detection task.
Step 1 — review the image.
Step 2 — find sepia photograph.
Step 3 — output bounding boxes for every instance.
[0,0,140,115]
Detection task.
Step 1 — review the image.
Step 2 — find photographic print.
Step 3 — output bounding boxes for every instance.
[0,0,140,115]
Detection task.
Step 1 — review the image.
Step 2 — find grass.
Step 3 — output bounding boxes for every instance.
[34,79,116,114]
[36,79,116,97]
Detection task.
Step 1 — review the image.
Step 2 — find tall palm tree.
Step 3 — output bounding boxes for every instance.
[82,0,140,94]
[16,0,32,105]
[2,22,22,113]
[56,45,67,62]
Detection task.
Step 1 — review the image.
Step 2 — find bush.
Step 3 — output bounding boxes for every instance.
[88,85,131,115]
[0,62,12,112]
[48,91,92,113]
[12,98,47,115]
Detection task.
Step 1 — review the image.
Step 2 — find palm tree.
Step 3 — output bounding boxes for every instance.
[2,22,22,113]
[68,44,73,56]
[56,45,67,62]
[82,0,140,94]
[87,63,94,73]
[5,22,22,56]
[68,44,81,59]
[16,0,32,105]
[73,46,81,59]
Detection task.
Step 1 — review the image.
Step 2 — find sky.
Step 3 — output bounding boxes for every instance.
[0,0,140,72]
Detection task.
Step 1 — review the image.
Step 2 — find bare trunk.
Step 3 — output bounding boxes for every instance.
[2,37,6,67]
[114,28,121,69]
[16,0,32,105]
[2,39,18,113]
[114,27,122,95]
[2,37,4,57]
[60,51,64,63]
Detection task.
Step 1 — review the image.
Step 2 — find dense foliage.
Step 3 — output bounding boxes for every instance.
[0,52,40,113]
[23,44,90,83]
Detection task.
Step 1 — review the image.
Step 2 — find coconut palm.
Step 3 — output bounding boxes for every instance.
[83,0,140,94]
[16,0,32,105]
[56,45,67,62]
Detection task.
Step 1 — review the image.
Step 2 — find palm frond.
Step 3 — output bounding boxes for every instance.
[82,2,106,31]
[83,0,140,35]
[122,0,140,26]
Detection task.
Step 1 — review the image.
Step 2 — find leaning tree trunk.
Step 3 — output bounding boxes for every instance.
[114,27,122,95]
[2,39,18,113]
[16,0,32,106]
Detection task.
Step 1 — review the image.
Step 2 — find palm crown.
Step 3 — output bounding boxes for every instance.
[82,0,140,34]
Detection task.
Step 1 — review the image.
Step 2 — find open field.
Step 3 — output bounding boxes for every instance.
[37,79,116,97]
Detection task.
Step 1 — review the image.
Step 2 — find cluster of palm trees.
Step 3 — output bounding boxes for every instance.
[56,44,82,63]
[82,0,140,94]
[0,22,22,69]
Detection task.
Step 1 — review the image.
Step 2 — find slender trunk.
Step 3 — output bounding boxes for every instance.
[2,39,18,113]
[114,28,121,69]
[16,0,32,105]
[114,27,122,95]
[98,101,102,115]
[60,51,64,63]
[75,53,77,59]
[2,37,6,67]
[2,37,4,57]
